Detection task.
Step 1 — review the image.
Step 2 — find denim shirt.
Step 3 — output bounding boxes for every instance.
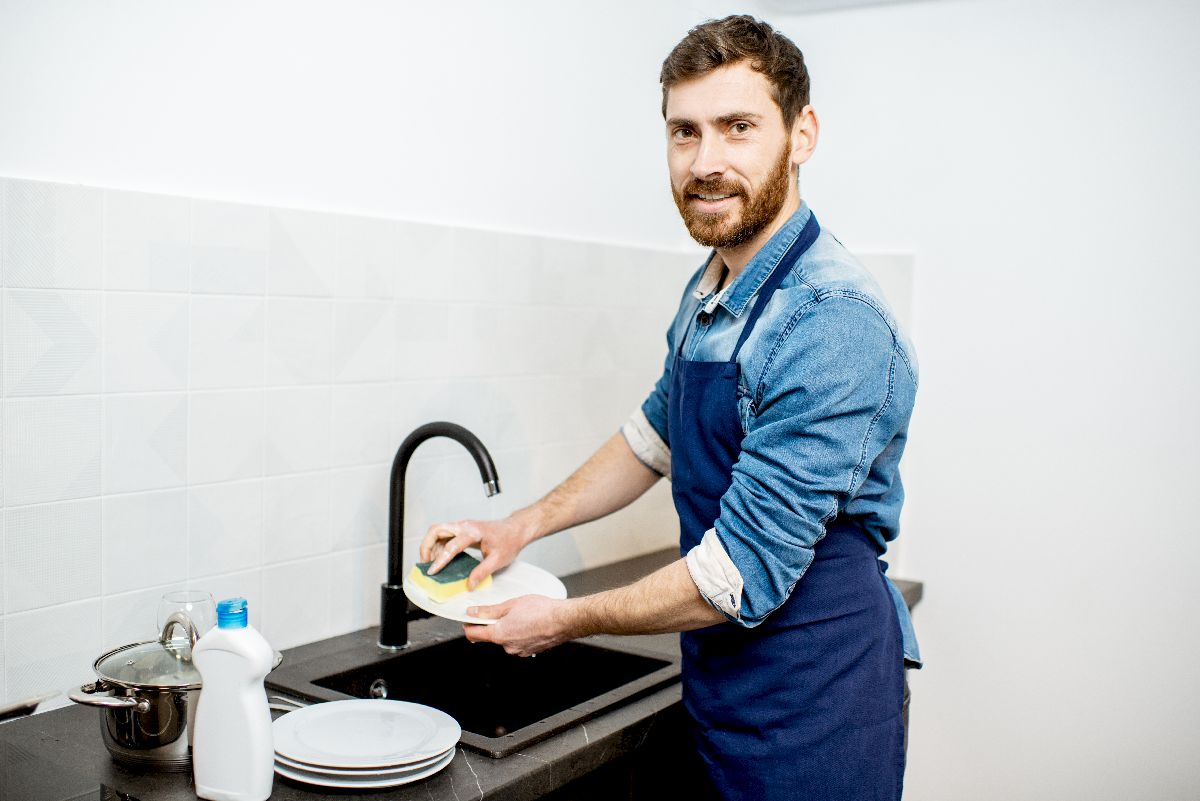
[621,203,921,665]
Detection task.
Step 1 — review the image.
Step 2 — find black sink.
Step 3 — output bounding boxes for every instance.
[267,624,680,758]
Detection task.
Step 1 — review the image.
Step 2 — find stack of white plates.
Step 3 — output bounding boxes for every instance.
[272,699,461,789]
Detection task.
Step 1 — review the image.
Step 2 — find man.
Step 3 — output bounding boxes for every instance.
[421,15,920,801]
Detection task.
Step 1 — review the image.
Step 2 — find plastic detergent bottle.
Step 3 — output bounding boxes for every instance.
[192,597,274,801]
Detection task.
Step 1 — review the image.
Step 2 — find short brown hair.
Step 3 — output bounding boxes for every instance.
[660,15,811,125]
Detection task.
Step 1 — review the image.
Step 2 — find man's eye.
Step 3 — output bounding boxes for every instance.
[674,128,695,140]
[731,122,751,134]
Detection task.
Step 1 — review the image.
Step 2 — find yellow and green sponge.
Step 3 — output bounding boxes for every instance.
[410,552,492,603]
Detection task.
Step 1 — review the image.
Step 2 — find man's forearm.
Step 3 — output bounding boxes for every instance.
[563,558,725,637]
[514,431,660,541]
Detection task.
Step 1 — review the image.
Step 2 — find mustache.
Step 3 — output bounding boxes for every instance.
[680,177,744,197]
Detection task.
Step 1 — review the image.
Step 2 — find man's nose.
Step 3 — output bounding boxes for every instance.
[690,136,729,180]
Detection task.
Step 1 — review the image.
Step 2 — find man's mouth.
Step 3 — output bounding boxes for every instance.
[689,192,740,213]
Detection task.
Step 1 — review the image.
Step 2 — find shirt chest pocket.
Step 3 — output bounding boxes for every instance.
[736,379,754,436]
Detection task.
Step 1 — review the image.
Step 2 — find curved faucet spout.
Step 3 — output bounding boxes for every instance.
[379,422,501,650]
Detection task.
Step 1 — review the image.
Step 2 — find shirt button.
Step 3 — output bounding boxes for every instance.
[697,311,713,326]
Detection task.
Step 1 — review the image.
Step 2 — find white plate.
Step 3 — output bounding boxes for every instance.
[275,747,455,789]
[274,747,449,776]
[404,557,567,625]
[272,699,460,769]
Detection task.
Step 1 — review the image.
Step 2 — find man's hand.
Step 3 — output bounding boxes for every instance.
[419,516,535,590]
[463,595,576,657]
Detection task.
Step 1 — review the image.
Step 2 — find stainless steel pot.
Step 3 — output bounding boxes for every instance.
[70,612,202,771]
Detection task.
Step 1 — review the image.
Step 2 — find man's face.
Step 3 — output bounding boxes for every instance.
[665,62,798,250]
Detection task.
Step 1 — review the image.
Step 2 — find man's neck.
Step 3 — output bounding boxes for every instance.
[715,197,802,283]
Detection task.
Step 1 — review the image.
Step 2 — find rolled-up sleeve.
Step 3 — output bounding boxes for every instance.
[620,309,681,478]
[705,296,914,626]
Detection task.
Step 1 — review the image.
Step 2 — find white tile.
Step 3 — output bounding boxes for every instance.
[102,586,169,649]
[331,465,389,551]
[102,393,187,494]
[266,298,331,385]
[188,481,263,578]
[191,199,268,295]
[328,545,385,635]
[332,383,393,467]
[393,222,458,301]
[0,282,5,400]
[337,215,397,299]
[264,386,331,475]
[103,292,188,392]
[102,490,187,596]
[103,189,191,292]
[189,295,264,389]
[188,390,263,484]
[333,300,393,382]
[4,600,102,705]
[452,228,536,305]
[262,558,332,650]
[393,301,454,379]
[3,499,101,613]
[3,289,100,396]
[196,570,263,630]
[0,619,6,704]
[2,179,102,289]
[3,397,101,506]
[264,473,331,563]
[269,208,336,297]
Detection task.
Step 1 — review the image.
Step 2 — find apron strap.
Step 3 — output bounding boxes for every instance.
[729,213,821,363]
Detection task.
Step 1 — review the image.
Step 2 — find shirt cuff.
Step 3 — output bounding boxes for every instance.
[620,408,671,478]
[685,528,744,621]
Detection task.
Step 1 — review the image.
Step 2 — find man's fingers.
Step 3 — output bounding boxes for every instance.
[467,553,503,590]
[463,623,495,644]
[466,599,514,620]
[420,523,459,563]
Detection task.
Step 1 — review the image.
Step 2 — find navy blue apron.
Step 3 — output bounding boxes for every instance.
[668,213,906,801]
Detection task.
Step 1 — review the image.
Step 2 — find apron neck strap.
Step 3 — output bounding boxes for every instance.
[729,213,821,363]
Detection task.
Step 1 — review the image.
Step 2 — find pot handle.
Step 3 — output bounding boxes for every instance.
[68,686,151,713]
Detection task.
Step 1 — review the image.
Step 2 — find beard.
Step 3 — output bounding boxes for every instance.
[672,143,792,249]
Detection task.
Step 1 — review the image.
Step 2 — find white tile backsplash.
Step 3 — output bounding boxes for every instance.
[4,600,102,705]
[266,297,332,384]
[4,499,101,613]
[188,481,264,578]
[264,473,331,563]
[102,393,188,494]
[102,489,187,595]
[103,189,192,292]
[262,558,332,651]
[265,386,332,475]
[2,180,103,290]
[188,390,264,484]
[3,396,101,506]
[3,289,101,396]
[102,292,189,392]
[269,208,337,297]
[191,199,269,295]
[0,175,694,701]
[189,295,265,389]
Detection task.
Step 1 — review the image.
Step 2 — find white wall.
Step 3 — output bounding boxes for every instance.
[0,0,693,250]
[712,0,1197,798]
[4,1,1198,799]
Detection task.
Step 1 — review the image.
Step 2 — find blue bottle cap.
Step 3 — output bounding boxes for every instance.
[216,597,249,629]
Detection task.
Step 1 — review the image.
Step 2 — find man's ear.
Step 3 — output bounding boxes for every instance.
[791,105,820,168]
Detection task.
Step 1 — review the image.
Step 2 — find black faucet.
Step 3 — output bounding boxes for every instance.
[379,422,501,650]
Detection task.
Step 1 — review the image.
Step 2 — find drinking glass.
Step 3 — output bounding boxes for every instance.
[157,590,216,644]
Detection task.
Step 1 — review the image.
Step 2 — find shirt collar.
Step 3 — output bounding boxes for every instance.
[691,202,812,318]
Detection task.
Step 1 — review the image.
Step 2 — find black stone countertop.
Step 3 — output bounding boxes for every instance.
[0,548,921,801]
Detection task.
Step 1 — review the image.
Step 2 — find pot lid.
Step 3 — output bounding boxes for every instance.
[95,638,202,689]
